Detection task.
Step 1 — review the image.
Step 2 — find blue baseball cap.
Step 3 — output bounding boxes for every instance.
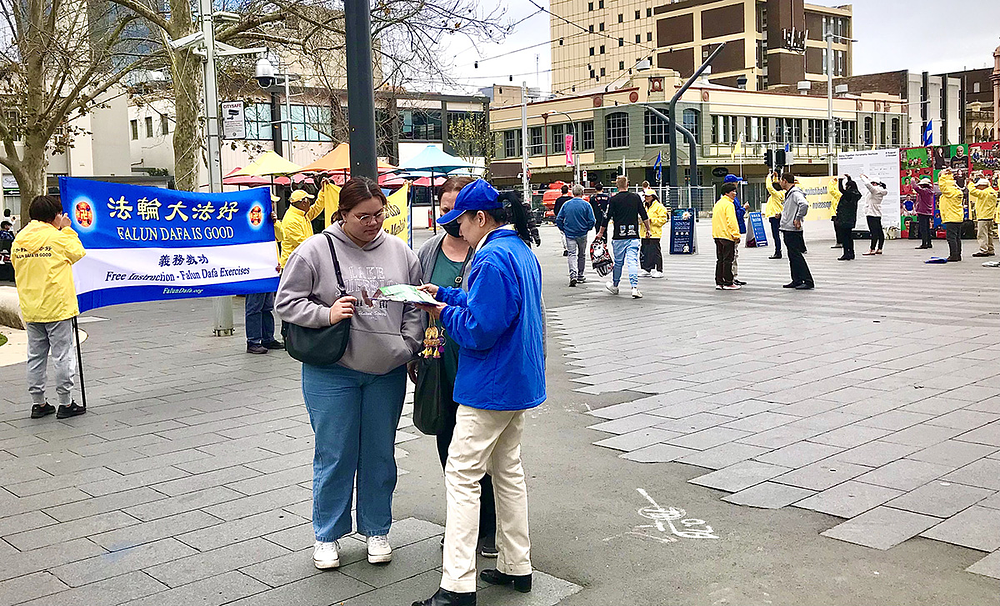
[723,174,745,184]
[437,179,502,225]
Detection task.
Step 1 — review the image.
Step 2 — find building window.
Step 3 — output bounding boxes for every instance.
[283,105,334,142]
[588,1,593,10]
[161,115,169,135]
[244,103,273,140]
[598,0,603,8]
[712,115,738,144]
[891,118,900,145]
[682,108,700,142]
[528,126,543,156]
[618,13,623,23]
[400,108,442,141]
[590,68,596,79]
[599,22,604,32]
[589,24,594,33]
[647,32,652,42]
[619,61,625,70]
[880,121,886,145]
[600,67,606,76]
[551,123,565,153]
[646,8,652,17]
[635,9,640,19]
[975,127,982,141]
[822,48,828,75]
[863,117,873,145]
[635,34,641,43]
[590,47,595,56]
[606,112,629,149]
[581,121,595,150]
[130,119,138,140]
[644,109,670,146]
[600,45,605,54]
[145,116,154,138]
[839,120,857,149]
[619,38,624,47]
[974,82,981,94]
[504,130,520,158]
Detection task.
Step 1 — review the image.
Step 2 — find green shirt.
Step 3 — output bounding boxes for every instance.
[429,248,467,382]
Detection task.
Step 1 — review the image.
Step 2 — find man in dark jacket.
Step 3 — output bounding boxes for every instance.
[589,183,610,234]
[836,175,861,261]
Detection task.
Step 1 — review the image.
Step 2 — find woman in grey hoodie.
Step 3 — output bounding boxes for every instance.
[276,177,423,571]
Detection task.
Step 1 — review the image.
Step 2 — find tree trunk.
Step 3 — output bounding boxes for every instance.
[170,52,203,193]
[16,137,49,220]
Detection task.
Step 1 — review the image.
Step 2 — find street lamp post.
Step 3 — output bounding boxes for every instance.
[826,30,857,175]
[545,110,580,185]
[521,82,530,199]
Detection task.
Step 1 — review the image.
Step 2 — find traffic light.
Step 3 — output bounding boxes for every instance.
[764,149,773,168]
[775,149,787,168]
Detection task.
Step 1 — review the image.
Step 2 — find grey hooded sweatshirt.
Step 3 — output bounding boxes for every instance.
[275,222,423,375]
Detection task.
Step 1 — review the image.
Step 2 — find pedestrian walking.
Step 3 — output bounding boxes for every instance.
[764,170,785,259]
[938,169,966,262]
[970,177,998,257]
[836,175,861,261]
[639,190,668,278]
[597,176,650,299]
[912,177,937,249]
[413,175,500,560]
[860,174,887,256]
[556,184,596,286]
[245,209,284,354]
[779,173,814,290]
[589,183,610,235]
[10,195,87,419]
[713,184,742,290]
[829,177,843,249]
[413,179,545,606]
[275,177,423,571]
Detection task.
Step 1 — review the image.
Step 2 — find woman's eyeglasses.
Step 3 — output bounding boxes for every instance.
[353,210,386,224]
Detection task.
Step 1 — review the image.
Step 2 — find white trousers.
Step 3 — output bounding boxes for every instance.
[441,405,531,593]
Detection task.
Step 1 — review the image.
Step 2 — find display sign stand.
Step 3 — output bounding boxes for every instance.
[747,212,769,248]
[71,317,88,409]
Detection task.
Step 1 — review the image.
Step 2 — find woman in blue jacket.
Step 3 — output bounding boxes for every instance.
[412,179,545,606]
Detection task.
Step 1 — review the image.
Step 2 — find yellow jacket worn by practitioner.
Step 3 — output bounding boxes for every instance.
[828,178,842,218]
[937,173,965,224]
[764,178,785,219]
[11,221,86,323]
[712,197,741,241]
[639,200,669,239]
[969,186,998,222]
[278,201,324,268]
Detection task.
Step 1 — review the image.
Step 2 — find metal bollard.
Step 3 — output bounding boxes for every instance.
[212,296,234,336]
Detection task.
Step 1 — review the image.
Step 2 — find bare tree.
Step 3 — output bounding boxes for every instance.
[448,114,495,179]
[0,0,156,218]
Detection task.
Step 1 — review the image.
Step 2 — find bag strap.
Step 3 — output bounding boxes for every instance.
[322,232,348,297]
[454,249,473,288]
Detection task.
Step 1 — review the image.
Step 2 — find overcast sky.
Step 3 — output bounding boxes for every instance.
[431,0,1000,95]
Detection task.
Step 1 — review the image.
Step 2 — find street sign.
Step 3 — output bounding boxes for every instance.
[221,101,246,140]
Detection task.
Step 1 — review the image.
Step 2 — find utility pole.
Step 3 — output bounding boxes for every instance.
[521,82,530,199]
[345,0,377,179]
[826,30,834,176]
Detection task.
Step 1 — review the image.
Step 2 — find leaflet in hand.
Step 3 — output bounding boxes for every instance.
[373,284,438,305]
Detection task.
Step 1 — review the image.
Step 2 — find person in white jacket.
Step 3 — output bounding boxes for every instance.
[860,174,887,256]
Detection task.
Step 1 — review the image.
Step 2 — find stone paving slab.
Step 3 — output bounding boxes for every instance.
[821,506,941,550]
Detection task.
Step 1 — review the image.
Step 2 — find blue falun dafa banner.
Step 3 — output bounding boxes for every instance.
[60,177,280,312]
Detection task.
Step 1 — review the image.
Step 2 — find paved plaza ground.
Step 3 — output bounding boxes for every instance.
[0,220,998,605]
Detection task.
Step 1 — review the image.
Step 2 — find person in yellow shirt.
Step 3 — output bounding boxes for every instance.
[278,189,324,268]
[937,169,966,261]
[712,183,742,290]
[764,170,785,259]
[828,177,843,249]
[11,195,87,420]
[639,190,669,278]
[969,177,998,257]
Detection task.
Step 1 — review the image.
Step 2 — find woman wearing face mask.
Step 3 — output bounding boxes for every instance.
[276,177,423,571]
[412,176,499,559]
[412,179,545,606]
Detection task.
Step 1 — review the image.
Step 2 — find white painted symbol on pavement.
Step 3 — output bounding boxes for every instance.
[625,488,719,544]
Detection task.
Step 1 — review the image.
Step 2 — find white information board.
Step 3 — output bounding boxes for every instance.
[837,149,901,231]
[221,101,246,140]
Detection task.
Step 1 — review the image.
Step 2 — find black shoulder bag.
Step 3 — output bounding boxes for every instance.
[413,248,472,436]
[282,232,352,367]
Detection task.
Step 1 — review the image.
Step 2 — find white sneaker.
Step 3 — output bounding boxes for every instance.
[577,275,587,283]
[366,535,392,564]
[650,269,663,279]
[631,288,643,299]
[313,540,340,569]
[722,284,742,290]
[605,282,619,295]
[640,269,651,277]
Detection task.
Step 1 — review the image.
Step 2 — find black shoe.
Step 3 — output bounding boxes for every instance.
[733,279,747,286]
[837,256,852,261]
[783,282,801,289]
[946,257,961,262]
[247,343,269,354]
[56,401,86,419]
[569,278,577,287]
[479,535,498,558]
[562,250,569,256]
[794,283,815,290]
[831,244,842,249]
[973,252,989,257]
[768,254,782,259]
[30,403,56,419]
[480,569,532,593]
[262,340,285,350]
[412,588,476,606]
[916,244,932,249]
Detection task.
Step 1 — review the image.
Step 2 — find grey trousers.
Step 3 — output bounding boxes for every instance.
[26,319,77,405]
[565,234,588,279]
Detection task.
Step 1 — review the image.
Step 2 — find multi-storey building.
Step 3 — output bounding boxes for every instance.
[550,0,852,94]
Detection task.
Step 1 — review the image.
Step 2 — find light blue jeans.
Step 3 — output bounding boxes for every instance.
[612,238,640,288]
[302,363,406,542]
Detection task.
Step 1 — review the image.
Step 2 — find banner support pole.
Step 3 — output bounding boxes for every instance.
[72,316,88,409]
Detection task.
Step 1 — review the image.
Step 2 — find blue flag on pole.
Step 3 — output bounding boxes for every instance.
[922,120,933,146]
[654,151,662,184]
[59,177,280,312]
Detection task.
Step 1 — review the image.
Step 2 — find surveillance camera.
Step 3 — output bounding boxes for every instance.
[255,58,276,89]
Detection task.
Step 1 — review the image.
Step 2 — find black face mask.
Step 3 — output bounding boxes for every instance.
[442,221,462,238]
